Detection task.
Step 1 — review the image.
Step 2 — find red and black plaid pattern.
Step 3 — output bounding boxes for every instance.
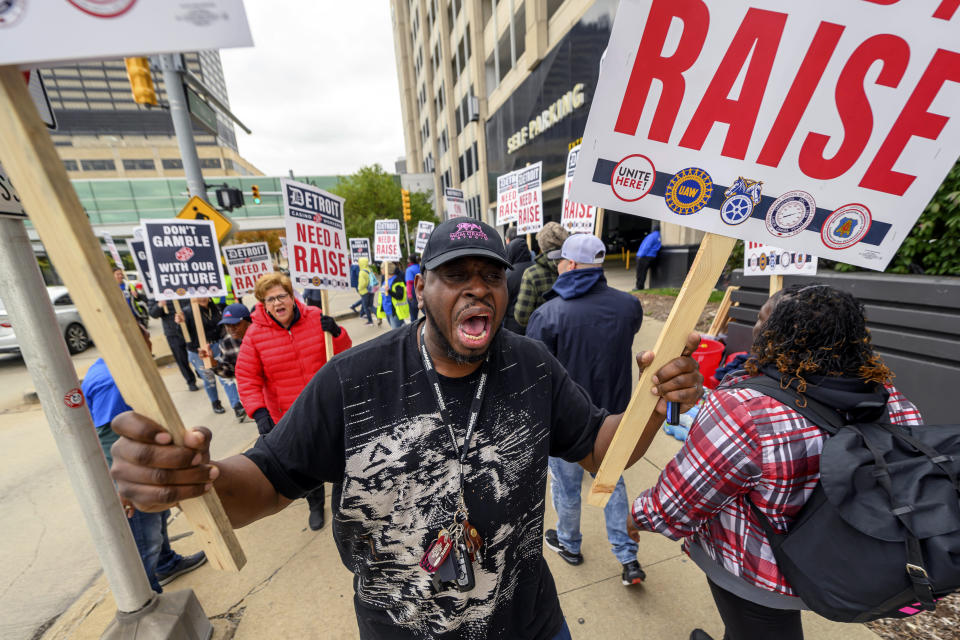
[631,374,921,596]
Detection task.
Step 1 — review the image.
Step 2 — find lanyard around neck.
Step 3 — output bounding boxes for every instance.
[418,323,490,489]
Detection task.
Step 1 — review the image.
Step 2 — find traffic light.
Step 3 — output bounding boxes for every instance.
[216,185,244,211]
[401,189,411,222]
[124,57,157,106]
[251,184,261,204]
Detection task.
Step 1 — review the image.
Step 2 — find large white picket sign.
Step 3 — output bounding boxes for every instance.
[516,162,544,235]
[282,179,350,291]
[223,242,273,297]
[496,171,518,226]
[375,219,402,262]
[570,0,960,270]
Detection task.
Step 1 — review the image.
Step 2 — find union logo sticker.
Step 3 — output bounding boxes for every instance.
[822,203,872,250]
[765,190,817,238]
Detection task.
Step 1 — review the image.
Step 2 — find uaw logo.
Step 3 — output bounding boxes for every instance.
[822,203,872,250]
[450,222,488,241]
[720,177,763,225]
[664,168,713,216]
[766,190,817,238]
[175,246,194,262]
[288,187,305,207]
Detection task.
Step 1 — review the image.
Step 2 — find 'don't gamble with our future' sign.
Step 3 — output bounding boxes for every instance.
[142,219,226,301]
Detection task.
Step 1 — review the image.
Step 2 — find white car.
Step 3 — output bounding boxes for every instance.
[0,286,92,354]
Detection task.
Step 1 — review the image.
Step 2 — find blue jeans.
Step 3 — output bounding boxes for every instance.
[387,313,404,329]
[552,618,572,640]
[188,344,239,407]
[128,508,179,593]
[408,295,419,322]
[548,457,638,564]
[360,292,374,323]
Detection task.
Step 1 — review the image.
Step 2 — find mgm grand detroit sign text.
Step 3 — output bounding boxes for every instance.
[507,83,586,155]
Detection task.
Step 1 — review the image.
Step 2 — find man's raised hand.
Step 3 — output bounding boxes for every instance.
[635,332,703,415]
[110,412,218,512]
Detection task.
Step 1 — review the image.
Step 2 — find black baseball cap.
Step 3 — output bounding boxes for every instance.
[421,218,512,270]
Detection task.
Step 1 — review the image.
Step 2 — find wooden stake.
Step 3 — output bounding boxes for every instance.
[526,233,532,251]
[707,285,739,337]
[0,66,245,571]
[593,208,605,239]
[320,289,334,359]
[587,233,737,507]
[171,299,190,341]
[190,299,214,369]
[769,274,784,296]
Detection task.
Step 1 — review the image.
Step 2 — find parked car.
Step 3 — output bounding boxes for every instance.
[0,286,92,354]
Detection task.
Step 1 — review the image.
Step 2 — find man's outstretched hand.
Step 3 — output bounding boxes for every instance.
[110,412,218,513]
[636,332,703,416]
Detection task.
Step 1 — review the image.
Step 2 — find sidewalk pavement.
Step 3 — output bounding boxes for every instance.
[44,264,880,640]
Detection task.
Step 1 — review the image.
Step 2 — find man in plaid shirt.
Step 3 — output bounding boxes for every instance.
[199,302,251,422]
[514,222,569,329]
[628,285,923,640]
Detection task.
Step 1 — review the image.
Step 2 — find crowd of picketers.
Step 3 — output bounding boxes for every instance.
[91,218,941,640]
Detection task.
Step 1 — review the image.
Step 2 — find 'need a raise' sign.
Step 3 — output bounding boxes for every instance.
[282,179,350,290]
[142,220,226,300]
[223,242,273,296]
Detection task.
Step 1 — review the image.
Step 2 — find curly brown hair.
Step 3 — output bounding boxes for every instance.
[744,284,892,396]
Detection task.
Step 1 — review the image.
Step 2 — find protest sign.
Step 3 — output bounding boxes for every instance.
[0,162,25,219]
[444,188,467,218]
[516,162,544,235]
[561,145,597,233]
[223,242,273,297]
[375,219,403,262]
[279,236,288,259]
[570,0,960,271]
[350,238,371,263]
[282,179,350,291]
[101,231,122,270]
[142,220,226,301]
[496,171,518,226]
[415,220,435,254]
[0,1,252,67]
[126,237,155,295]
[744,241,818,276]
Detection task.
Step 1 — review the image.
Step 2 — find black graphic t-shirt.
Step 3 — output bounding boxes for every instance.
[245,321,607,639]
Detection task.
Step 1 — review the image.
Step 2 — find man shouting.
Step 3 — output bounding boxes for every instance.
[109,218,702,640]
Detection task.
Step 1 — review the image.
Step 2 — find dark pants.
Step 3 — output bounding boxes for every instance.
[707,578,803,640]
[407,295,419,322]
[305,297,322,309]
[306,483,325,514]
[128,508,179,593]
[165,334,196,386]
[635,256,654,289]
[360,292,374,323]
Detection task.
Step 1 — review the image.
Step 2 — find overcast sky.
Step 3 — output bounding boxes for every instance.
[220,3,406,177]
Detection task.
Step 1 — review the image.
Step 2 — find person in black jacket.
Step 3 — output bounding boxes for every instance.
[175,298,240,415]
[148,299,198,392]
[503,231,534,335]
[527,233,647,587]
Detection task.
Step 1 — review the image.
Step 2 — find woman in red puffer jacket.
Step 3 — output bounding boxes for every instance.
[235,272,352,530]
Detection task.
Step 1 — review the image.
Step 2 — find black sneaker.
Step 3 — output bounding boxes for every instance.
[187,383,199,392]
[543,529,583,565]
[212,401,225,414]
[689,630,715,640]
[233,403,246,421]
[621,560,646,585]
[156,551,207,586]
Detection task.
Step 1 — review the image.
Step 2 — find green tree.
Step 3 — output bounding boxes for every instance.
[330,164,439,260]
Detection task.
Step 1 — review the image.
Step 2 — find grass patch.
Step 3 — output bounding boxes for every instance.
[640,288,726,303]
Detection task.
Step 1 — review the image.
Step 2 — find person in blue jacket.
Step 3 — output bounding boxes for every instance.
[527,233,647,587]
[634,227,661,290]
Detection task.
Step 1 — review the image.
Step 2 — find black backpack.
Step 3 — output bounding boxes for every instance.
[732,375,960,623]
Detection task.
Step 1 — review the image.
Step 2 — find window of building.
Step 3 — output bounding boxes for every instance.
[442,169,452,189]
[122,159,156,171]
[80,159,116,171]
[439,128,449,154]
[428,0,438,28]
[63,160,79,171]
[547,0,565,19]
[199,158,222,169]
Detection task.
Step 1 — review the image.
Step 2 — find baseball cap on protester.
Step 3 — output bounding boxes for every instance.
[219,303,251,325]
[547,233,607,264]
[421,218,512,270]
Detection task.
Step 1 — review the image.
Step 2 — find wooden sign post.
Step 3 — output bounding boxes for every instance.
[171,299,191,341]
[769,275,784,296]
[707,285,739,337]
[320,290,335,357]
[0,66,245,571]
[593,208,605,240]
[190,299,215,369]
[588,233,735,506]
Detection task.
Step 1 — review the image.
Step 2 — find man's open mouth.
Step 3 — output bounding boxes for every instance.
[456,308,492,346]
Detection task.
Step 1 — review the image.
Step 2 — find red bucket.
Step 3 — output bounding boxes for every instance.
[691,338,724,383]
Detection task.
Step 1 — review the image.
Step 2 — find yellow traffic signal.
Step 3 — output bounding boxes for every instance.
[124,57,157,106]
[251,184,261,204]
[401,189,411,222]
